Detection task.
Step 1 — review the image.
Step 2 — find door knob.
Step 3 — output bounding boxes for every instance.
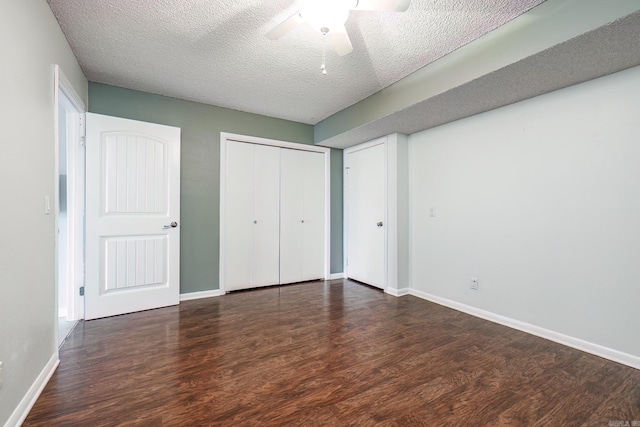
[164,221,178,229]
[377,222,383,227]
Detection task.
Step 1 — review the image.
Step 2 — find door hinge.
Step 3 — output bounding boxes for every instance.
[79,113,86,145]
[79,286,85,296]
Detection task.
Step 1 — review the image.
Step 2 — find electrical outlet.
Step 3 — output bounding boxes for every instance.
[0,361,3,389]
[470,278,479,290]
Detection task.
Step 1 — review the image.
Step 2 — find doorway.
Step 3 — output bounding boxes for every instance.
[344,139,386,289]
[55,66,86,345]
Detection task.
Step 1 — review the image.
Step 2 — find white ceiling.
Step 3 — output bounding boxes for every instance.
[47,0,545,125]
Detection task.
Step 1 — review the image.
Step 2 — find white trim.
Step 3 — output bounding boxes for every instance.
[409,288,640,370]
[344,137,386,155]
[384,133,409,294]
[385,139,396,292]
[55,65,86,112]
[219,134,228,294]
[384,288,409,297]
[180,289,225,301]
[324,148,331,281]
[54,65,86,329]
[329,273,345,280]
[221,132,329,153]
[5,353,59,427]
[219,132,331,294]
[386,287,410,297]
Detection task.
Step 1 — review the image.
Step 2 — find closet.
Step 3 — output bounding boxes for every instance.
[221,136,328,292]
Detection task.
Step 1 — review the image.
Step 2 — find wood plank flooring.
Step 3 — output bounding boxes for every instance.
[25,280,640,426]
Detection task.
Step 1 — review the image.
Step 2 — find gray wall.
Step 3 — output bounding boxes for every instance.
[330,149,344,272]
[409,66,640,359]
[314,0,640,145]
[0,1,88,425]
[89,83,344,294]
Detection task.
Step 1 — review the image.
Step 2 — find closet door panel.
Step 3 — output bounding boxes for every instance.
[301,151,325,281]
[225,141,254,291]
[223,138,326,292]
[252,144,281,287]
[280,149,305,284]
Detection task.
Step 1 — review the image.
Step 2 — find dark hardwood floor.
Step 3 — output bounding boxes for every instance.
[25,280,640,426]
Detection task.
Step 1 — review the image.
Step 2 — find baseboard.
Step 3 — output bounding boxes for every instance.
[409,288,640,370]
[5,352,59,427]
[180,289,225,301]
[385,287,410,297]
[329,273,345,280]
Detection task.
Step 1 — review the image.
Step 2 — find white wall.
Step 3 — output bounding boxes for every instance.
[409,66,640,360]
[0,1,87,425]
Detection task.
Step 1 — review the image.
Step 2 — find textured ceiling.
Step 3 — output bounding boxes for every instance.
[317,11,640,148]
[47,0,544,125]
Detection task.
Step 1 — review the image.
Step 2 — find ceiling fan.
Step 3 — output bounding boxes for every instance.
[266,0,411,56]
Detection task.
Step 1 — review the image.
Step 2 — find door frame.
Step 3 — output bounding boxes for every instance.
[343,137,388,290]
[219,132,331,293]
[54,65,86,332]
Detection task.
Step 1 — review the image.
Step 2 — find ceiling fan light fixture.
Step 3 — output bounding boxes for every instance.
[300,0,351,33]
[266,0,409,59]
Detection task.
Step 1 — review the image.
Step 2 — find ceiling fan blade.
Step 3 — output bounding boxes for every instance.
[265,12,305,40]
[353,0,411,12]
[329,25,353,56]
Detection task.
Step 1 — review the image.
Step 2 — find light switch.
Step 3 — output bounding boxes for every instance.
[44,196,51,215]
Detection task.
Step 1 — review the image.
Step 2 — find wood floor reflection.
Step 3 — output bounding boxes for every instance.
[25,280,640,426]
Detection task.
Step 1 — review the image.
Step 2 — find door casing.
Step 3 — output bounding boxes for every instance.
[54,65,86,334]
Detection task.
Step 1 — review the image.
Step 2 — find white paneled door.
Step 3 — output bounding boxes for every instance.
[346,142,386,289]
[85,113,181,320]
[225,141,280,291]
[280,148,325,284]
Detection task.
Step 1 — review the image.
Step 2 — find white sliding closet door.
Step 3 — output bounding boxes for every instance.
[222,133,329,293]
[225,141,280,291]
[280,149,325,284]
[252,144,281,287]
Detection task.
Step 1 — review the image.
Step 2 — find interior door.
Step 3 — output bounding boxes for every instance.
[85,113,181,320]
[279,148,304,284]
[346,142,386,289]
[280,149,325,284]
[251,144,280,287]
[225,140,254,290]
[225,140,280,291]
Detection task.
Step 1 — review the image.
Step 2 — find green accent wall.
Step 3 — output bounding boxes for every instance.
[330,148,343,273]
[89,83,343,294]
